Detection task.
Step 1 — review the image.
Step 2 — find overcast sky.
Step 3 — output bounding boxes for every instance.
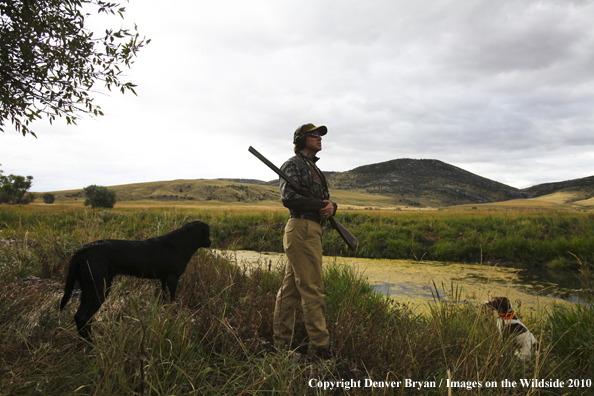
[2,0,594,192]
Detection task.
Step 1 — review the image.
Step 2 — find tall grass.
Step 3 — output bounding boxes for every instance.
[2,205,594,268]
[1,206,594,394]
[330,210,594,268]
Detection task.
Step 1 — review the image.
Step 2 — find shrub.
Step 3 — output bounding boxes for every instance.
[20,192,35,204]
[42,193,55,204]
[83,185,116,208]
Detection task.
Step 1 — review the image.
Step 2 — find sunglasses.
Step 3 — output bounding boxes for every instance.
[307,132,322,138]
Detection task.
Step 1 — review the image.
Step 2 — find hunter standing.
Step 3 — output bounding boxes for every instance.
[273,123,336,354]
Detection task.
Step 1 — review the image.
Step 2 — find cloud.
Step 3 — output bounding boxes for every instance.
[2,0,594,192]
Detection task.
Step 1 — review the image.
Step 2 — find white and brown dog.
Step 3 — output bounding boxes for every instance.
[485,297,537,361]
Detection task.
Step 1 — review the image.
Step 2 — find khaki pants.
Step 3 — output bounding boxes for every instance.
[273,218,329,349]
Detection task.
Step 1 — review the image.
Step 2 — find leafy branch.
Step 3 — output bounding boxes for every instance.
[0,0,150,137]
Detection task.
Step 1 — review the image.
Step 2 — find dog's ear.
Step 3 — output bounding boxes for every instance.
[502,297,513,312]
[490,297,513,313]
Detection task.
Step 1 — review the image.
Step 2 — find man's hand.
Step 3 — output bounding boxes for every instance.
[319,200,335,221]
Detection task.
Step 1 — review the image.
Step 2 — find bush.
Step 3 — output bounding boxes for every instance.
[83,185,116,208]
[42,193,55,204]
[20,192,35,204]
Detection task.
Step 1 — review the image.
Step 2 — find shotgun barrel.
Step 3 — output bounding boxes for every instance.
[248,146,357,250]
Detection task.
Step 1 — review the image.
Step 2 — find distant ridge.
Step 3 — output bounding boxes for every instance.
[326,158,528,206]
[524,175,594,200]
[42,159,594,208]
[217,178,269,185]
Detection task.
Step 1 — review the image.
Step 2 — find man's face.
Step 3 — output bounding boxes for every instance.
[303,132,322,154]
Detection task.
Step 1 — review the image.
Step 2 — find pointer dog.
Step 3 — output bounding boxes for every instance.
[60,221,211,339]
[485,296,537,361]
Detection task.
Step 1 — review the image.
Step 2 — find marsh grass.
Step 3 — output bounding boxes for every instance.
[331,210,594,268]
[2,205,594,267]
[1,207,593,394]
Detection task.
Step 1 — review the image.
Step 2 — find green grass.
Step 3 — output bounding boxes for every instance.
[329,210,594,268]
[3,205,594,269]
[1,206,594,394]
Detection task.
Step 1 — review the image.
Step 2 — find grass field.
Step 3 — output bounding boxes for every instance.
[5,199,594,269]
[37,176,594,211]
[1,204,594,394]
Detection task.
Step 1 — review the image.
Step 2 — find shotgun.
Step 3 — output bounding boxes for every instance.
[248,146,357,250]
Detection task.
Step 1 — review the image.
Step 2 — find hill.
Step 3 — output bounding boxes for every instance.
[41,160,594,209]
[524,175,594,200]
[50,179,281,205]
[325,159,528,207]
[518,175,594,210]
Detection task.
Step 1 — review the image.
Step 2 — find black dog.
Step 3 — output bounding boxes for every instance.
[60,221,211,339]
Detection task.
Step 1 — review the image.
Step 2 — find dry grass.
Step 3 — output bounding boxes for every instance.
[2,252,592,395]
[2,205,594,394]
[32,177,594,212]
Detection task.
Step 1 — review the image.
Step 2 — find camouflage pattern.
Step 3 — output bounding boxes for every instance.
[279,152,329,204]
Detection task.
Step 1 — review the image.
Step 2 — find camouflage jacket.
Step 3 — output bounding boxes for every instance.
[279,152,336,218]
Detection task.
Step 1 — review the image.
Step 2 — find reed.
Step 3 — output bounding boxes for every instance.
[1,206,593,394]
[2,205,594,268]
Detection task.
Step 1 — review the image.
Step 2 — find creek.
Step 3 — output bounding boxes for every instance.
[216,250,584,312]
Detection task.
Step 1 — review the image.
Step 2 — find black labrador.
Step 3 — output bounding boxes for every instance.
[60,221,211,339]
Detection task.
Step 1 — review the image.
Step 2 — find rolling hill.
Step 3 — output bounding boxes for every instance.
[54,179,280,205]
[325,158,528,207]
[523,175,594,199]
[42,159,594,209]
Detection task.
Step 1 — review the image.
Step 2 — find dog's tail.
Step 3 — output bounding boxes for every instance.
[60,253,81,310]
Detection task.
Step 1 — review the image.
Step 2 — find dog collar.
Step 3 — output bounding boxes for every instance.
[499,312,515,320]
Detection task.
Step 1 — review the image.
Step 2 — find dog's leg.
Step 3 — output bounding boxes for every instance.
[164,275,179,301]
[75,292,101,340]
[75,274,111,340]
[75,298,92,340]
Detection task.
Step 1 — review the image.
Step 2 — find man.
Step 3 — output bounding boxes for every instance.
[273,123,337,356]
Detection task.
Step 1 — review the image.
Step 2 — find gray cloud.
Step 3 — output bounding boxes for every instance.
[2,0,593,192]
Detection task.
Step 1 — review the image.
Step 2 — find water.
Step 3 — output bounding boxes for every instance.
[217,250,585,311]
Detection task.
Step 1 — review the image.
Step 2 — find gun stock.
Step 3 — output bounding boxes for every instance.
[248,146,357,250]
